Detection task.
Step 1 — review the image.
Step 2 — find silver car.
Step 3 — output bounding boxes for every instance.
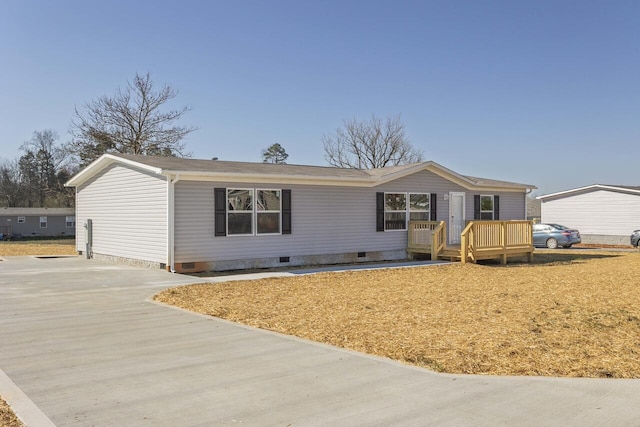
[532,223,581,249]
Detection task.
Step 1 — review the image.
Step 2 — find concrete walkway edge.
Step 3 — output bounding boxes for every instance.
[0,368,56,427]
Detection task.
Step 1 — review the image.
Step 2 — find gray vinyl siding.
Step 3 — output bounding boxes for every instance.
[542,190,640,235]
[173,170,528,263]
[377,171,526,222]
[175,181,392,262]
[0,214,75,237]
[76,164,167,263]
[483,191,526,220]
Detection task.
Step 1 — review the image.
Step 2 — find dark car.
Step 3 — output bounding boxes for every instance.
[532,223,581,249]
[631,230,640,247]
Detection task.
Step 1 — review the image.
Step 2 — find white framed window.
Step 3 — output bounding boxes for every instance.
[66,216,76,228]
[256,189,281,235]
[384,193,407,230]
[216,187,290,237]
[40,216,47,228]
[480,195,494,220]
[17,216,25,223]
[226,188,282,236]
[227,189,254,235]
[409,193,430,221]
[384,192,431,231]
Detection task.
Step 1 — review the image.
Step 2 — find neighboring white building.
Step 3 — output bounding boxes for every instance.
[66,153,535,272]
[538,184,640,246]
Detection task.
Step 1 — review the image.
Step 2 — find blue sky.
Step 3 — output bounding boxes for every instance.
[1,0,638,195]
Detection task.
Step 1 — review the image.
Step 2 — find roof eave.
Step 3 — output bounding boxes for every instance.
[65,154,164,187]
[160,170,375,187]
[538,184,640,200]
[374,161,533,192]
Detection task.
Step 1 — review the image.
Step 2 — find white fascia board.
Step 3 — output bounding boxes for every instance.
[371,161,478,189]
[159,171,374,187]
[537,185,599,200]
[375,162,531,192]
[65,154,164,187]
[535,184,640,200]
[165,165,532,192]
[424,166,479,190]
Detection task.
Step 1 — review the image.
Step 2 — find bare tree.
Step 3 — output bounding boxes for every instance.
[69,72,195,166]
[261,143,289,164]
[323,115,423,169]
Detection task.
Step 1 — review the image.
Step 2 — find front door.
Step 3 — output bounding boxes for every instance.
[449,192,465,244]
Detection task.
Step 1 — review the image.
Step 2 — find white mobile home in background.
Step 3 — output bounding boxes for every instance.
[538,184,640,246]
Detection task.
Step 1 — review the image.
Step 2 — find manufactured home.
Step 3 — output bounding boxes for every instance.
[538,184,640,246]
[66,154,535,272]
[0,207,75,238]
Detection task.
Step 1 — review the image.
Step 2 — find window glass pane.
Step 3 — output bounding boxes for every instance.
[228,213,253,234]
[40,216,47,228]
[385,193,406,211]
[17,217,25,223]
[257,190,280,211]
[384,212,406,230]
[228,189,253,211]
[410,212,430,221]
[410,194,429,211]
[480,195,493,211]
[480,212,494,220]
[257,212,280,234]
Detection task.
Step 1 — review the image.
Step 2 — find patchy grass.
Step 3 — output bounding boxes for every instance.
[0,396,24,427]
[0,239,76,256]
[156,250,640,378]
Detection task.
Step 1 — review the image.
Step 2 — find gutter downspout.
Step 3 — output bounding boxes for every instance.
[168,174,180,272]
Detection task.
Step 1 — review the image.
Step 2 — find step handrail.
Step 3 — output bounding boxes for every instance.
[431,221,446,259]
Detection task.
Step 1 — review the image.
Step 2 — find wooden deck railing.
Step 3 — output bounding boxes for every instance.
[407,221,446,259]
[460,220,533,264]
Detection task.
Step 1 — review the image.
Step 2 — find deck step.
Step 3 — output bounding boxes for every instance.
[438,246,462,261]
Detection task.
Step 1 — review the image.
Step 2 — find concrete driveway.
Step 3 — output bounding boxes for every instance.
[1,256,639,426]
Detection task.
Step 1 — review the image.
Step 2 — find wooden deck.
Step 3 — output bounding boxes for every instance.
[408,220,534,264]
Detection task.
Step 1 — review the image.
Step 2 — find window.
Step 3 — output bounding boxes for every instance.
[227,189,254,235]
[17,217,25,223]
[215,188,291,237]
[66,216,76,228]
[480,195,494,220]
[533,224,551,232]
[40,216,47,228]
[474,194,500,220]
[226,188,282,236]
[383,192,431,230]
[409,193,430,221]
[256,190,281,234]
[384,193,407,230]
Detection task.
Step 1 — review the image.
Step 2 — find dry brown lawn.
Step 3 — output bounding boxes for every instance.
[0,396,24,427]
[0,240,76,257]
[156,250,640,378]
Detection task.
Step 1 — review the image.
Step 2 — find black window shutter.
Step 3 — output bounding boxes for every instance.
[376,192,384,232]
[430,193,437,221]
[282,189,292,234]
[494,195,500,220]
[474,195,481,220]
[214,187,226,236]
